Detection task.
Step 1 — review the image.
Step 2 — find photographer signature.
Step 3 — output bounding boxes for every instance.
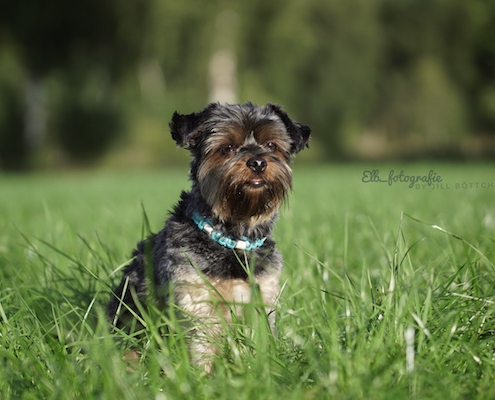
[362,169,442,188]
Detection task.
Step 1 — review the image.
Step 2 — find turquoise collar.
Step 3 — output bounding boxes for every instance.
[191,211,266,251]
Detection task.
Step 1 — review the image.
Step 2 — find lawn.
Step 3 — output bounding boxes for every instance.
[1,163,494,399]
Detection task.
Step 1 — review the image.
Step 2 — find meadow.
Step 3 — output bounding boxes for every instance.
[0,163,494,399]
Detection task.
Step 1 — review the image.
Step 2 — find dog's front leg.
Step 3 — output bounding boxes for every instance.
[174,281,223,373]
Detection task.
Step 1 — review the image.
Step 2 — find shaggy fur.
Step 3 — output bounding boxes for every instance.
[108,102,310,371]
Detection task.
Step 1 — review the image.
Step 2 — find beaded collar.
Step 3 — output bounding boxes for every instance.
[191,211,266,251]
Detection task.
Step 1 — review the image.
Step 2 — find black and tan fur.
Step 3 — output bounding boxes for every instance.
[108,102,310,371]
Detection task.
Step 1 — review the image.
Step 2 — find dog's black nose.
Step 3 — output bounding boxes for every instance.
[247,157,267,174]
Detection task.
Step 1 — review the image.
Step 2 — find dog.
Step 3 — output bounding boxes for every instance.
[108,102,310,371]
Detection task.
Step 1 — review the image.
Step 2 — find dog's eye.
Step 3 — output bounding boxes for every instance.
[221,144,236,155]
[265,142,277,152]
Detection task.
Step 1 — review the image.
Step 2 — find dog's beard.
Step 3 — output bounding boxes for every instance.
[198,156,292,224]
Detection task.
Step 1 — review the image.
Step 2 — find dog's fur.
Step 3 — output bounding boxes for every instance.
[108,102,310,371]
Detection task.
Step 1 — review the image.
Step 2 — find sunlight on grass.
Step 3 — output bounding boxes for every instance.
[0,164,494,399]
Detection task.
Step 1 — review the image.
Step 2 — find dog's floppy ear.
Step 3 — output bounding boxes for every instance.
[170,103,218,149]
[267,103,311,154]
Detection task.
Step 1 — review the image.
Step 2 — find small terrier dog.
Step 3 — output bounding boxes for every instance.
[108,102,310,371]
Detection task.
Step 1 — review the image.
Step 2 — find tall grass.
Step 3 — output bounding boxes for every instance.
[1,164,494,399]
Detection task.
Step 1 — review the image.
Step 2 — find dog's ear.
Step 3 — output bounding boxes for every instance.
[170,103,218,149]
[267,103,311,154]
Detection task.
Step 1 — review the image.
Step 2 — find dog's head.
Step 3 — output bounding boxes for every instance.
[170,102,311,224]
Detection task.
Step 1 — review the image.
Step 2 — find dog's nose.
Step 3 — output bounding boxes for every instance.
[247,157,267,174]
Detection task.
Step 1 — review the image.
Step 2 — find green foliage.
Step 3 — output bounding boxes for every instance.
[237,0,495,159]
[0,0,150,169]
[1,164,494,398]
[1,0,495,168]
[238,0,382,157]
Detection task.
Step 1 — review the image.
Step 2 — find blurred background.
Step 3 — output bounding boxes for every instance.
[0,0,494,171]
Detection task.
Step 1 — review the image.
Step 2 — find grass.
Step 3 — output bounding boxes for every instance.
[0,163,494,399]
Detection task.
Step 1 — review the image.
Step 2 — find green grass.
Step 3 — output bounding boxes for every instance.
[1,163,494,399]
